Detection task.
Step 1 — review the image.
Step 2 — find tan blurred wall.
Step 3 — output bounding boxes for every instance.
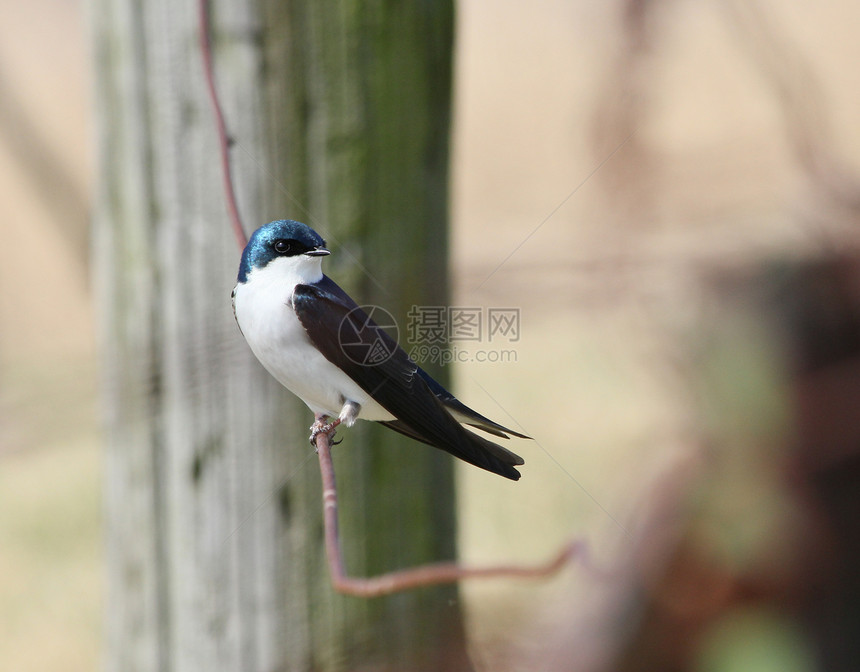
[0,0,93,369]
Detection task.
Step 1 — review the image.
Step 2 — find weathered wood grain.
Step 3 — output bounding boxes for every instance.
[93,0,468,670]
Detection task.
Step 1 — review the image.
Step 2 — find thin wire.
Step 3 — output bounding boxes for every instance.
[472,378,632,537]
[476,127,638,290]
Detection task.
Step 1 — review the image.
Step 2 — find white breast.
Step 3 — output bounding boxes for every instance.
[233,257,394,422]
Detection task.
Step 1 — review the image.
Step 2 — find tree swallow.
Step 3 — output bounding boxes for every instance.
[232,219,528,480]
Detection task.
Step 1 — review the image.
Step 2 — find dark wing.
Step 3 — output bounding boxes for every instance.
[416,370,531,439]
[379,419,527,470]
[292,277,524,480]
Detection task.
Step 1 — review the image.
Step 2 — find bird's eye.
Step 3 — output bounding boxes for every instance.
[273,240,292,254]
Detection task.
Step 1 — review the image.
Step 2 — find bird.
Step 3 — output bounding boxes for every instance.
[232,219,528,480]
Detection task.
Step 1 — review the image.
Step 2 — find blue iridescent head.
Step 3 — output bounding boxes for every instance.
[237,219,329,283]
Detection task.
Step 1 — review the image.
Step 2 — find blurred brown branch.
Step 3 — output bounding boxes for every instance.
[313,415,604,597]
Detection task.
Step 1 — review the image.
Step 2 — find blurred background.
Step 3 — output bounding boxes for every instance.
[2,0,860,670]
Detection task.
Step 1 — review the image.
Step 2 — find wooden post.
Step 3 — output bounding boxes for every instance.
[93,0,468,670]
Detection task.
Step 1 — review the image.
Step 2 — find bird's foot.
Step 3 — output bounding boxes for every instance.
[309,416,342,449]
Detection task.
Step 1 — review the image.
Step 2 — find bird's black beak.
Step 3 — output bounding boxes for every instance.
[305,246,330,257]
